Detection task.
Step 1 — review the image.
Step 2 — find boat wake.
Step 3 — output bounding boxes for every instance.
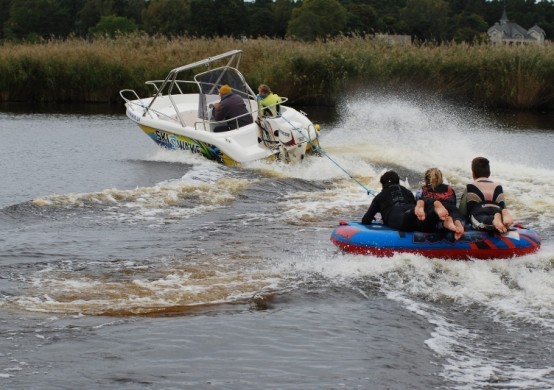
[2,92,552,323]
[304,94,554,238]
[275,243,554,388]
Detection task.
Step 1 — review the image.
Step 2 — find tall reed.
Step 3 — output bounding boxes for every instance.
[1,35,553,109]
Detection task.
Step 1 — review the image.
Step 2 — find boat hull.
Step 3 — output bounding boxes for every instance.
[139,124,245,165]
[330,221,541,260]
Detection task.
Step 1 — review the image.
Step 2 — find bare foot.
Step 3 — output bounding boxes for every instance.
[415,200,426,221]
[433,201,449,221]
[443,216,457,233]
[493,213,507,233]
[454,220,464,240]
[502,209,513,228]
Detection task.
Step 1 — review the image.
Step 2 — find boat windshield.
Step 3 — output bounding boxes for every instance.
[194,66,255,120]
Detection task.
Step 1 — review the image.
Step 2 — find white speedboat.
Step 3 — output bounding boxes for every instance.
[120,50,321,165]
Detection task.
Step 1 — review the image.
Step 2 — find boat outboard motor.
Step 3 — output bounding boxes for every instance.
[271,118,309,163]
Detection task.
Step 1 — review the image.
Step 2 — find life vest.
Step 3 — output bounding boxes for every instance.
[470,178,503,209]
[258,93,282,117]
[467,179,503,230]
[421,184,455,204]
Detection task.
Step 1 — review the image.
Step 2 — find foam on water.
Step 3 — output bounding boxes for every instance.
[30,163,252,225]
[5,255,283,316]
[2,102,552,388]
[239,94,554,242]
[24,93,552,236]
[282,92,554,388]
[11,95,550,314]
[276,242,554,389]
[392,291,554,390]
[262,94,554,388]
[281,93,554,235]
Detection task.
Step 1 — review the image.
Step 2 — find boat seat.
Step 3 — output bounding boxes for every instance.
[168,110,204,129]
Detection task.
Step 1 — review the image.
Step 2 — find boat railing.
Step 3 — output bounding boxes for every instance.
[120,89,178,122]
[120,50,248,127]
[145,80,164,94]
[120,89,165,120]
[194,94,290,132]
[121,80,199,126]
[170,50,243,75]
[145,80,197,95]
[119,89,144,106]
[122,77,288,130]
[195,110,257,132]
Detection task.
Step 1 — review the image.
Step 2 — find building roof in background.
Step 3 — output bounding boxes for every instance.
[487,8,545,43]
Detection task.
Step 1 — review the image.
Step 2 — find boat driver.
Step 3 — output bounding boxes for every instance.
[212,84,253,132]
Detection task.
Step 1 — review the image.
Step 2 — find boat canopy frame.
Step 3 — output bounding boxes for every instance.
[144,50,258,128]
[120,49,286,131]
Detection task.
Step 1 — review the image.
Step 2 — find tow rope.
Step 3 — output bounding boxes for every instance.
[276,113,376,196]
[311,143,376,196]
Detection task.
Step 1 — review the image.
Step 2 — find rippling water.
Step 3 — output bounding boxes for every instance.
[1,96,553,389]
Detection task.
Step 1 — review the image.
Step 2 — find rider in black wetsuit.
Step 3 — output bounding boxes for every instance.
[362,171,441,232]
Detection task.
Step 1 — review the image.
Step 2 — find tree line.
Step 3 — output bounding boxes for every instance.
[1,0,554,43]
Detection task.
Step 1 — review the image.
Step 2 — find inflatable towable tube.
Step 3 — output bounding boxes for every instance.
[330,220,541,260]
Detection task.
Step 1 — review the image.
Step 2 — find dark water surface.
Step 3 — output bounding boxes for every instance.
[1,97,553,389]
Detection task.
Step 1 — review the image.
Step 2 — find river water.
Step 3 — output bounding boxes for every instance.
[1,94,553,389]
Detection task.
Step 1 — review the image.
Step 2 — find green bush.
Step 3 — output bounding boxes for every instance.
[1,35,553,110]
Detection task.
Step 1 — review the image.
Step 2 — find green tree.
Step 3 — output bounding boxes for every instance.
[401,0,449,42]
[364,0,408,34]
[247,0,276,37]
[534,0,554,39]
[189,0,217,37]
[287,0,348,40]
[0,0,14,39]
[189,0,248,37]
[451,13,488,43]
[508,0,538,29]
[345,3,378,35]
[273,0,296,38]
[115,0,147,28]
[77,0,115,36]
[142,0,191,36]
[213,0,249,37]
[90,14,137,37]
[4,0,73,39]
[288,9,322,41]
[449,0,486,17]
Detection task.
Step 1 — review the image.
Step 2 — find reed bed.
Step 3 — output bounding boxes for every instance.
[1,35,554,109]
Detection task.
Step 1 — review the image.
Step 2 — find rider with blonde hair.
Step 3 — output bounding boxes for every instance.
[416,168,465,240]
[362,171,459,238]
[417,168,456,204]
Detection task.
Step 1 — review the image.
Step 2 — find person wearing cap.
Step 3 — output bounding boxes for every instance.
[257,84,282,117]
[362,170,461,238]
[212,84,253,132]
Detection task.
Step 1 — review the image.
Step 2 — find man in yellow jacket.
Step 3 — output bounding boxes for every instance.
[257,84,282,117]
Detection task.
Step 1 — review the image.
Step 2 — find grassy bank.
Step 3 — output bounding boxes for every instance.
[1,35,554,110]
